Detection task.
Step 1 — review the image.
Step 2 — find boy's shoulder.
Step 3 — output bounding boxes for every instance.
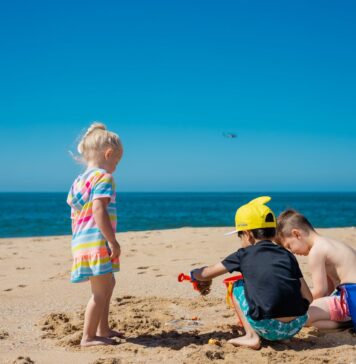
[241,240,293,255]
[308,237,330,263]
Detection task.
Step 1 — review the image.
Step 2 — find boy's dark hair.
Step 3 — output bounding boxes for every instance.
[252,227,276,240]
[276,209,315,243]
[238,213,276,240]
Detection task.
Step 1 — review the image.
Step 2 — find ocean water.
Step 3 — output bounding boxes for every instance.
[0,192,355,238]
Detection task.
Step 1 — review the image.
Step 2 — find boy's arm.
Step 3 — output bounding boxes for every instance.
[300,278,313,303]
[93,198,121,259]
[191,262,229,281]
[308,249,328,299]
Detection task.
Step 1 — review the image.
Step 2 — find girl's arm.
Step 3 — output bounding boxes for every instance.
[191,262,229,281]
[92,198,121,259]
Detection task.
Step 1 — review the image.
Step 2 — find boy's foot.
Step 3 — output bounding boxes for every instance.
[80,336,115,347]
[96,329,125,338]
[228,334,261,350]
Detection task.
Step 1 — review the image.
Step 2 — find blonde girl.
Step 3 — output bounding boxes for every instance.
[67,122,123,346]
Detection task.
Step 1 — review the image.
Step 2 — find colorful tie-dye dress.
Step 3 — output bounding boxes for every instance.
[67,168,120,283]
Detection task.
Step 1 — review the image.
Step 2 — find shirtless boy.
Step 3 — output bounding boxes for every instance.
[277,209,356,329]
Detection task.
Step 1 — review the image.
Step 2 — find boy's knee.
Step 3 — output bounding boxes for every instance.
[305,317,313,327]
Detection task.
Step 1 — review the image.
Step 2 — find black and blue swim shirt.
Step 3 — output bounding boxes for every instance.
[221,240,310,320]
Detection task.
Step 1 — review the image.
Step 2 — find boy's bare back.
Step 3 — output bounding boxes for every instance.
[309,235,356,297]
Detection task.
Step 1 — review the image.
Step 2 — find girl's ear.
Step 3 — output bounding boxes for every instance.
[104,148,113,160]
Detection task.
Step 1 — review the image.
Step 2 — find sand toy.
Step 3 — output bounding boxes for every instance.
[223,274,243,308]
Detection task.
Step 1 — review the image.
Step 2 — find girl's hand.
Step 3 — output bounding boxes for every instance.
[109,240,121,259]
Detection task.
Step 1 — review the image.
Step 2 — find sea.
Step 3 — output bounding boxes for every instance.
[0,192,355,238]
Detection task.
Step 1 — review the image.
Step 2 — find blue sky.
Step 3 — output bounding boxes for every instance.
[0,0,355,192]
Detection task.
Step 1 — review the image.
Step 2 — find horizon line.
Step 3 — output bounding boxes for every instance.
[1,190,356,194]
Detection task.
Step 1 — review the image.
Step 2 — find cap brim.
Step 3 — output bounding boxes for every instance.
[224,230,238,236]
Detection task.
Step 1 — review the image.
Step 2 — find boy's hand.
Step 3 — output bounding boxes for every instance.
[108,240,121,259]
[195,280,212,296]
[190,269,212,296]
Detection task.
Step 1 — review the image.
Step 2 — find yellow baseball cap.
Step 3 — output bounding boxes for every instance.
[225,196,276,235]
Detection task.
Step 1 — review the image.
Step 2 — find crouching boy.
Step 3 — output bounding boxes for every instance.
[277,209,356,330]
[191,197,312,349]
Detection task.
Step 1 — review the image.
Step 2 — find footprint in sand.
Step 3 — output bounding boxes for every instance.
[91,358,122,364]
[46,271,70,281]
[18,284,27,288]
[0,330,9,339]
[137,266,149,270]
[12,356,35,364]
[4,288,12,292]
[191,262,203,266]
[155,274,164,277]
[138,271,146,275]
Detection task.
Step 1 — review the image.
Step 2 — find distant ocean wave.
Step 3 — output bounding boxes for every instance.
[0,192,355,238]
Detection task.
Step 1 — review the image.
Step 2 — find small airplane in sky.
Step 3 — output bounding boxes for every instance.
[223,132,238,139]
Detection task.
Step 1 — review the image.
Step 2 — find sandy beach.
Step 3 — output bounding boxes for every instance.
[1,227,356,364]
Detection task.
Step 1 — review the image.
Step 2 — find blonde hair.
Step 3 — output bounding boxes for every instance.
[276,209,315,244]
[76,122,123,163]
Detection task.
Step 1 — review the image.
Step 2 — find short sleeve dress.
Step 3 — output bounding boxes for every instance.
[67,168,120,283]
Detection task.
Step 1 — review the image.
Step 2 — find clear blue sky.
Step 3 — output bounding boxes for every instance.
[1,0,355,192]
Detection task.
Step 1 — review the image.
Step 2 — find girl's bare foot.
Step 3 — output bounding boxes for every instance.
[96,329,124,338]
[228,334,261,350]
[80,336,115,347]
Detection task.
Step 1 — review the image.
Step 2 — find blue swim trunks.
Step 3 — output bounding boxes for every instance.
[233,280,307,341]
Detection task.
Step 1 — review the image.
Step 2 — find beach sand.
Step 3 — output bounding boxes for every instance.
[1,227,356,364]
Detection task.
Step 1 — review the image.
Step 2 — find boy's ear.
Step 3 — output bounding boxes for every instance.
[291,229,301,239]
[247,231,256,244]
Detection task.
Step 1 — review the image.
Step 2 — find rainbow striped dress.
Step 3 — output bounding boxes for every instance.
[67,168,120,283]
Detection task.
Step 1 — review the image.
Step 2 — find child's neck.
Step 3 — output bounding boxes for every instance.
[305,230,319,249]
[87,160,107,172]
[251,238,271,246]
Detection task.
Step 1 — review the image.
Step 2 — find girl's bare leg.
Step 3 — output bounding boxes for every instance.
[228,294,261,349]
[96,275,123,338]
[81,273,115,347]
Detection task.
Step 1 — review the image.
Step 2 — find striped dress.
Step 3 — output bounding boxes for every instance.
[67,168,120,283]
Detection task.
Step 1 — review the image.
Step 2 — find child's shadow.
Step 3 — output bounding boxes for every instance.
[126,327,356,352]
[126,330,235,350]
[265,327,356,352]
